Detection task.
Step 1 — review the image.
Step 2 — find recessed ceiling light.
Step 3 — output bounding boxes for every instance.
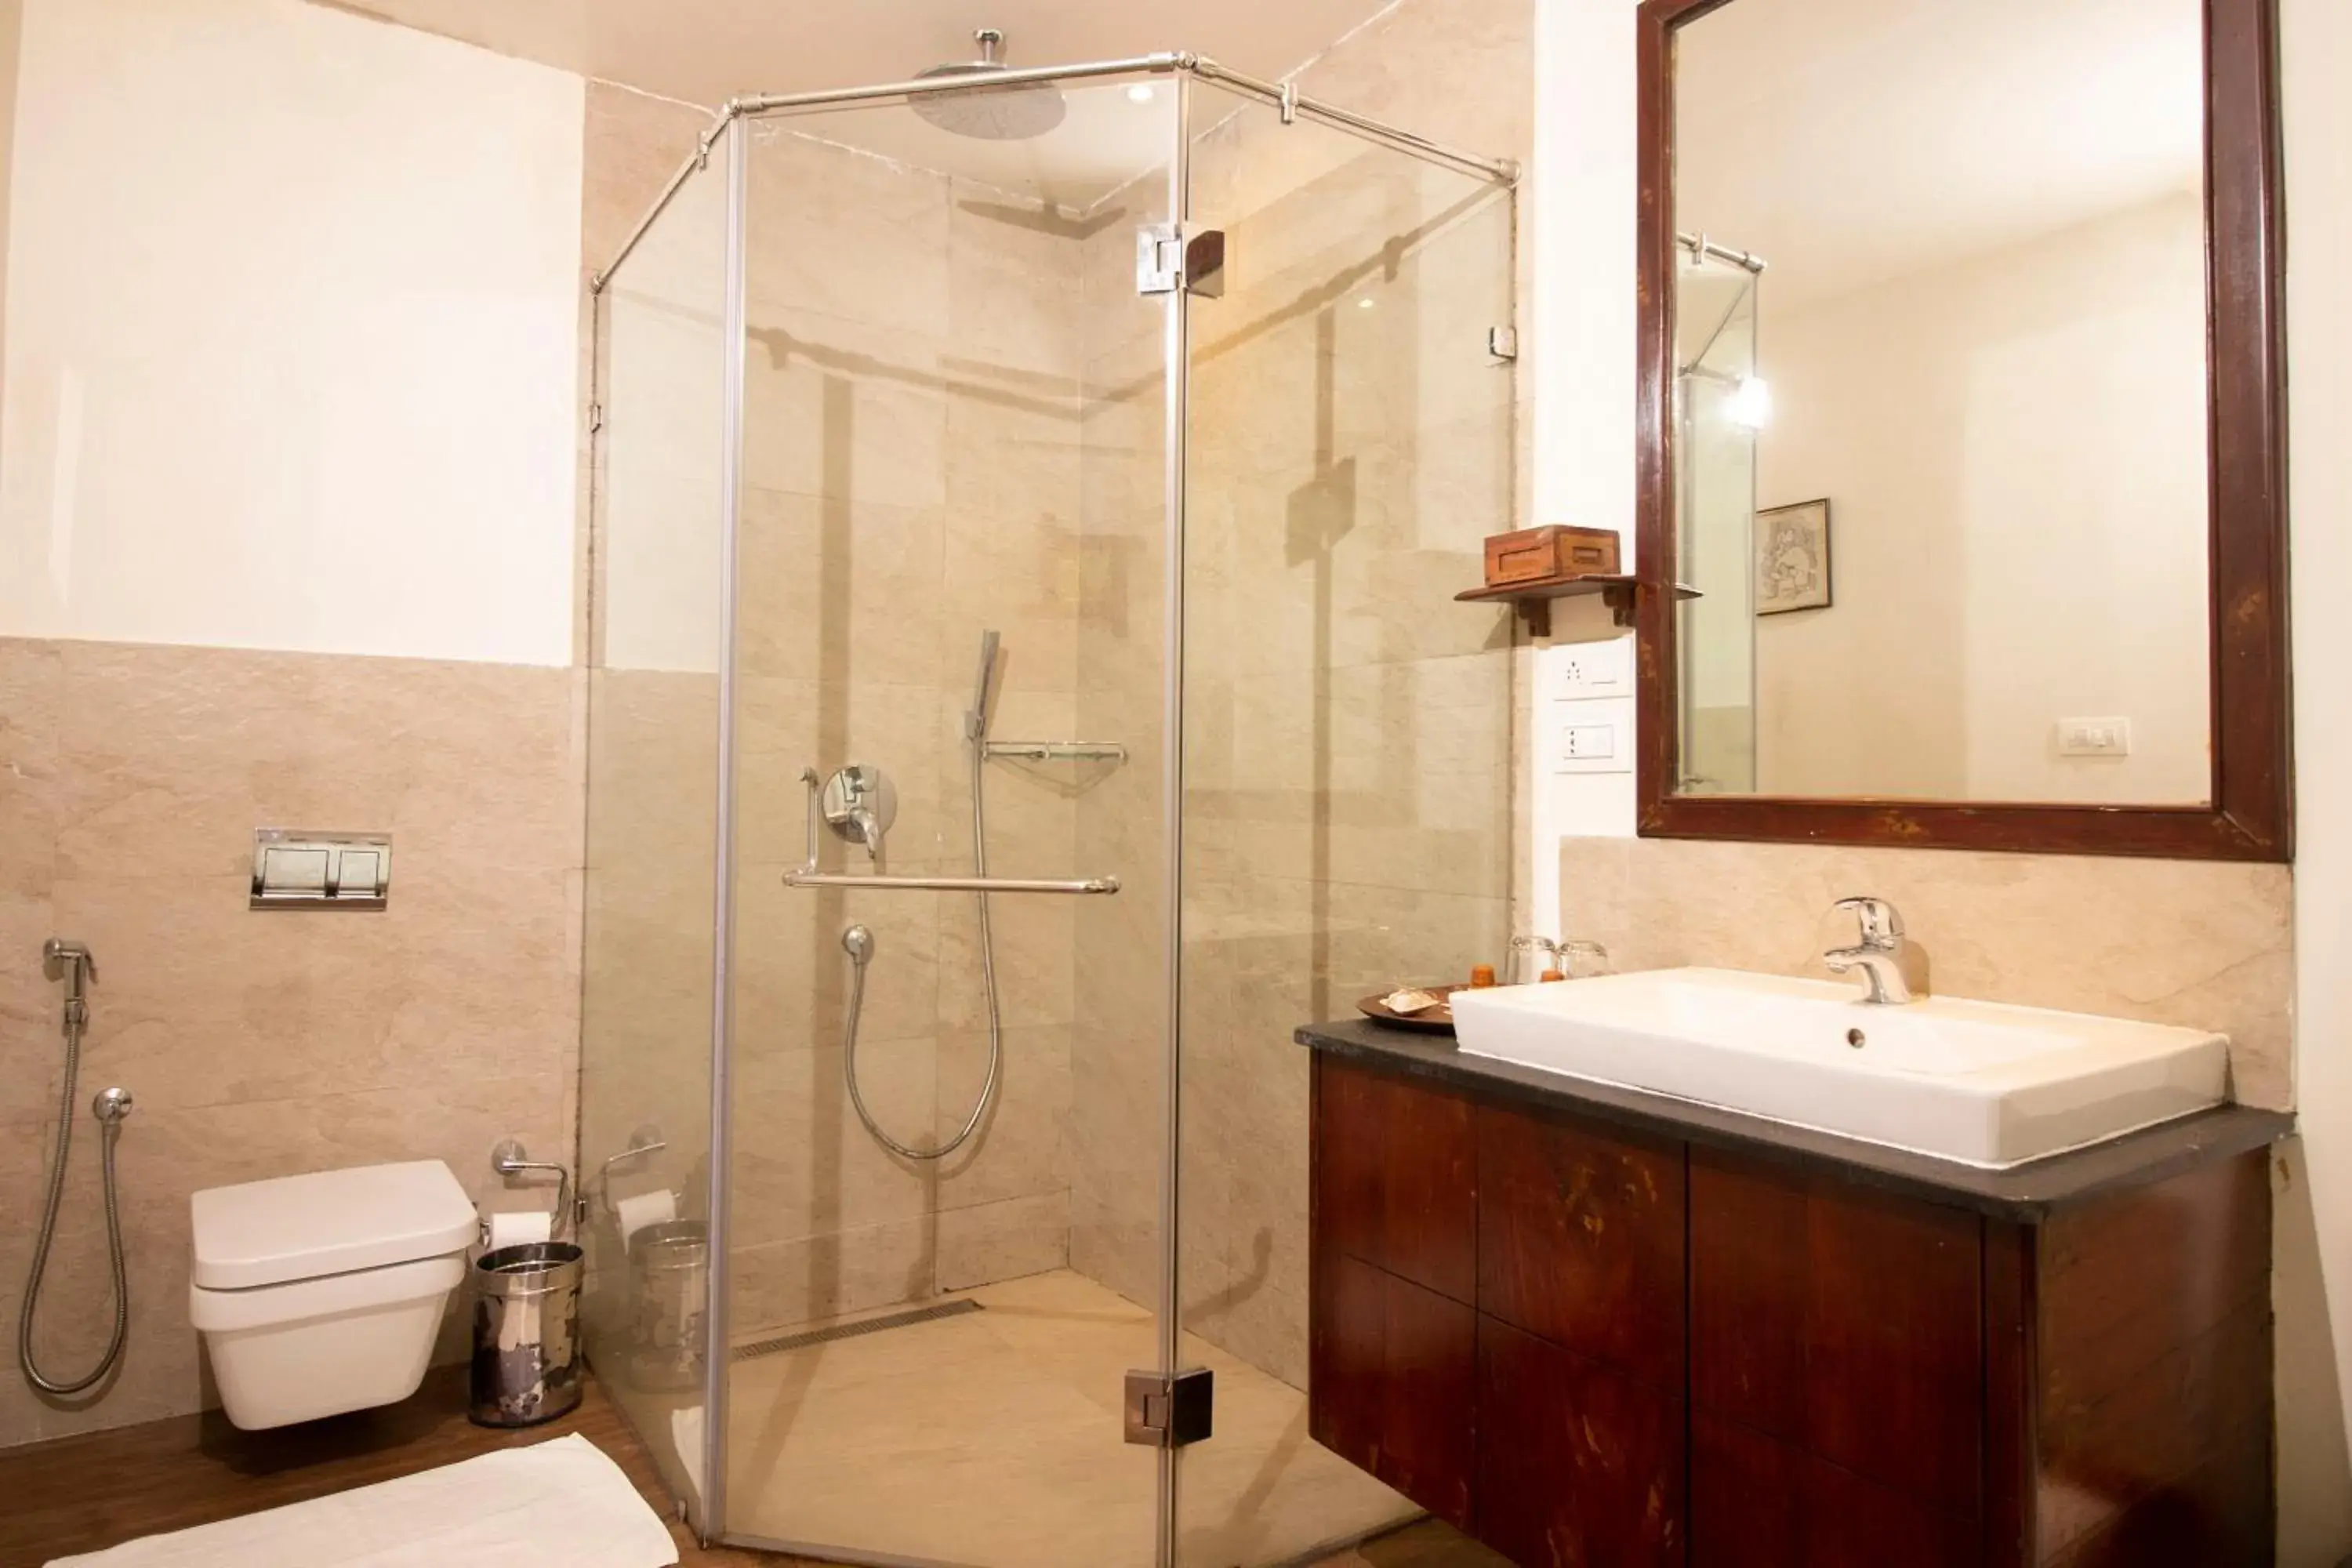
[1357,296,1377,309]
[1126,83,1156,103]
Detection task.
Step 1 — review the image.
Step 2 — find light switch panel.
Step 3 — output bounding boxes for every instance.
[252,831,391,909]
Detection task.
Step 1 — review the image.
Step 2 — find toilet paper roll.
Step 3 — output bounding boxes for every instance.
[485,1209,553,1250]
[614,1188,678,1245]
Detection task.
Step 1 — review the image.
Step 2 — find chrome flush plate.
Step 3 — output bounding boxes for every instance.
[251,830,391,909]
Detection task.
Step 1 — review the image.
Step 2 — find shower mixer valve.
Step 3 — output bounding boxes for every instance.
[809,764,898,867]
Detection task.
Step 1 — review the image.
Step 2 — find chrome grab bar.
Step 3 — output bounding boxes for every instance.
[983,739,1128,764]
[786,767,1120,896]
[783,869,1120,895]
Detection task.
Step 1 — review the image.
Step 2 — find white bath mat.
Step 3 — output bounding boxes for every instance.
[46,1432,680,1568]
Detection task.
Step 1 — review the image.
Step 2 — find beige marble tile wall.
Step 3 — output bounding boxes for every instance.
[0,639,580,1448]
[1557,835,2295,1109]
[1066,0,1533,1391]
[715,124,1091,1332]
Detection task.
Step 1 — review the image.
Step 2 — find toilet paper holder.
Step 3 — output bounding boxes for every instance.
[596,1126,668,1220]
[489,1138,572,1243]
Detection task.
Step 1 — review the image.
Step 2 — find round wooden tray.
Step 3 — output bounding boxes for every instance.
[1356,983,1465,1035]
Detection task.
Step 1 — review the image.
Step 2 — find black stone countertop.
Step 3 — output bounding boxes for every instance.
[1297,1017,2293,1221]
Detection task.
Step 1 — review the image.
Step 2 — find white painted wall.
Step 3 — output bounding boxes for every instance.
[1530,1,2352,1554]
[595,143,728,677]
[1753,193,2211,804]
[0,0,21,446]
[2279,0,2352,1555]
[0,0,585,665]
[1526,0,1640,942]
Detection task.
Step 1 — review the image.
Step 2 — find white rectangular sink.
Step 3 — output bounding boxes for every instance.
[1448,967,2229,1169]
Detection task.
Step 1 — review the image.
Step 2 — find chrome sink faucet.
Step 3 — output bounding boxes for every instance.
[1823,896,1921,1005]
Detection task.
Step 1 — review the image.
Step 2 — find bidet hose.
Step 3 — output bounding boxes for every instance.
[20,1015,131,1396]
[842,731,1004,1162]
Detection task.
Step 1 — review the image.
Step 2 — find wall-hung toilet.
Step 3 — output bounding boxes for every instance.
[189,1160,477,1430]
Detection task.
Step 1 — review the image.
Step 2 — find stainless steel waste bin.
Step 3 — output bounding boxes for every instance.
[470,1240,584,1427]
[628,1220,709,1392]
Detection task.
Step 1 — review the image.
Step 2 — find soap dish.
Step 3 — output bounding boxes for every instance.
[1357,984,1465,1036]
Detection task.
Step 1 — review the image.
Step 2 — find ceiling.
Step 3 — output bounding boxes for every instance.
[316,0,1391,111]
[1675,0,2205,312]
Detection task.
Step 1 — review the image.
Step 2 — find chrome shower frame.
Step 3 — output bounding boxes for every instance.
[590,54,1516,294]
[586,52,1518,1567]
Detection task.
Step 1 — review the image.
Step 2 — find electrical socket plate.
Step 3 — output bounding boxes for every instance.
[1552,637,1632,701]
[2057,717,2132,757]
[1554,717,1629,774]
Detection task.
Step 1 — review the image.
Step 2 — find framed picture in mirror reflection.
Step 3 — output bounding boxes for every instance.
[1755,499,1830,615]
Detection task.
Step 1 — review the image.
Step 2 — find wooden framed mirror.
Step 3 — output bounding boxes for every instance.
[1634,0,2288,860]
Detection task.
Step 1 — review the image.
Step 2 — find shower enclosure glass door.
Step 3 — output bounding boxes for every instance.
[1172,82,1518,1565]
[712,78,1174,1563]
[578,115,736,1530]
[579,58,1518,1568]
[1674,249,1762,793]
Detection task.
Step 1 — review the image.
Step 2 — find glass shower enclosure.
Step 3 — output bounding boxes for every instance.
[1673,241,1762,794]
[580,52,1518,1568]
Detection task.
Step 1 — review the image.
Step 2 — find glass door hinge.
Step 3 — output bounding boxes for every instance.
[1123,1367,1214,1447]
[589,401,605,433]
[1136,225,1228,298]
[1487,326,1519,361]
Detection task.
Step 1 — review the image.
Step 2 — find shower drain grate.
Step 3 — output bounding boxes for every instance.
[731,1297,985,1362]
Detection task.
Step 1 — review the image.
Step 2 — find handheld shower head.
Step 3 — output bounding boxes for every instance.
[965,630,1003,742]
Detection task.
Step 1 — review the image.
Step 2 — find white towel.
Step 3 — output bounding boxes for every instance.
[47,1433,680,1568]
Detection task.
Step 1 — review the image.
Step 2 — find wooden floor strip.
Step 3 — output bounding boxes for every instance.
[0,1366,1494,1568]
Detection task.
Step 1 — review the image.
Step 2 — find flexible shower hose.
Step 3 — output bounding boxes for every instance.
[20,1010,131,1396]
[841,729,1003,1162]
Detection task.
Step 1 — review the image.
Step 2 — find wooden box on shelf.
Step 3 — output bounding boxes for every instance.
[1483,525,1621,586]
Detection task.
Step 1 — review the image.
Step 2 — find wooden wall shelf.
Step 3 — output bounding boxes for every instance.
[1455,574,1698,637]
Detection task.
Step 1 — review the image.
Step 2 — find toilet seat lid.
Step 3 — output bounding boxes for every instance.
[191,1160,477,1290]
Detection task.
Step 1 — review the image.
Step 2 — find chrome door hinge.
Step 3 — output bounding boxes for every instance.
[1136,224,1228,298]
[1487,325,1519,361]
[589,401,605,433]
[1123,1367,1214,1447]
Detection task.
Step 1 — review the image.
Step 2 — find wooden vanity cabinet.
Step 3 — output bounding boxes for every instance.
[1307,1062,1480,1526]
[1307,1053,2276,1567]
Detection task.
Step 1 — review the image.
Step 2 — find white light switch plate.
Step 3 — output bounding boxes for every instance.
[2057,717,2132,757]
[1551,636,1632,701]
[1553,717,1629,774]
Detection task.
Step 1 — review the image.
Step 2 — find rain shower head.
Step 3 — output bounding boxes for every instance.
[912,28,1067,141]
